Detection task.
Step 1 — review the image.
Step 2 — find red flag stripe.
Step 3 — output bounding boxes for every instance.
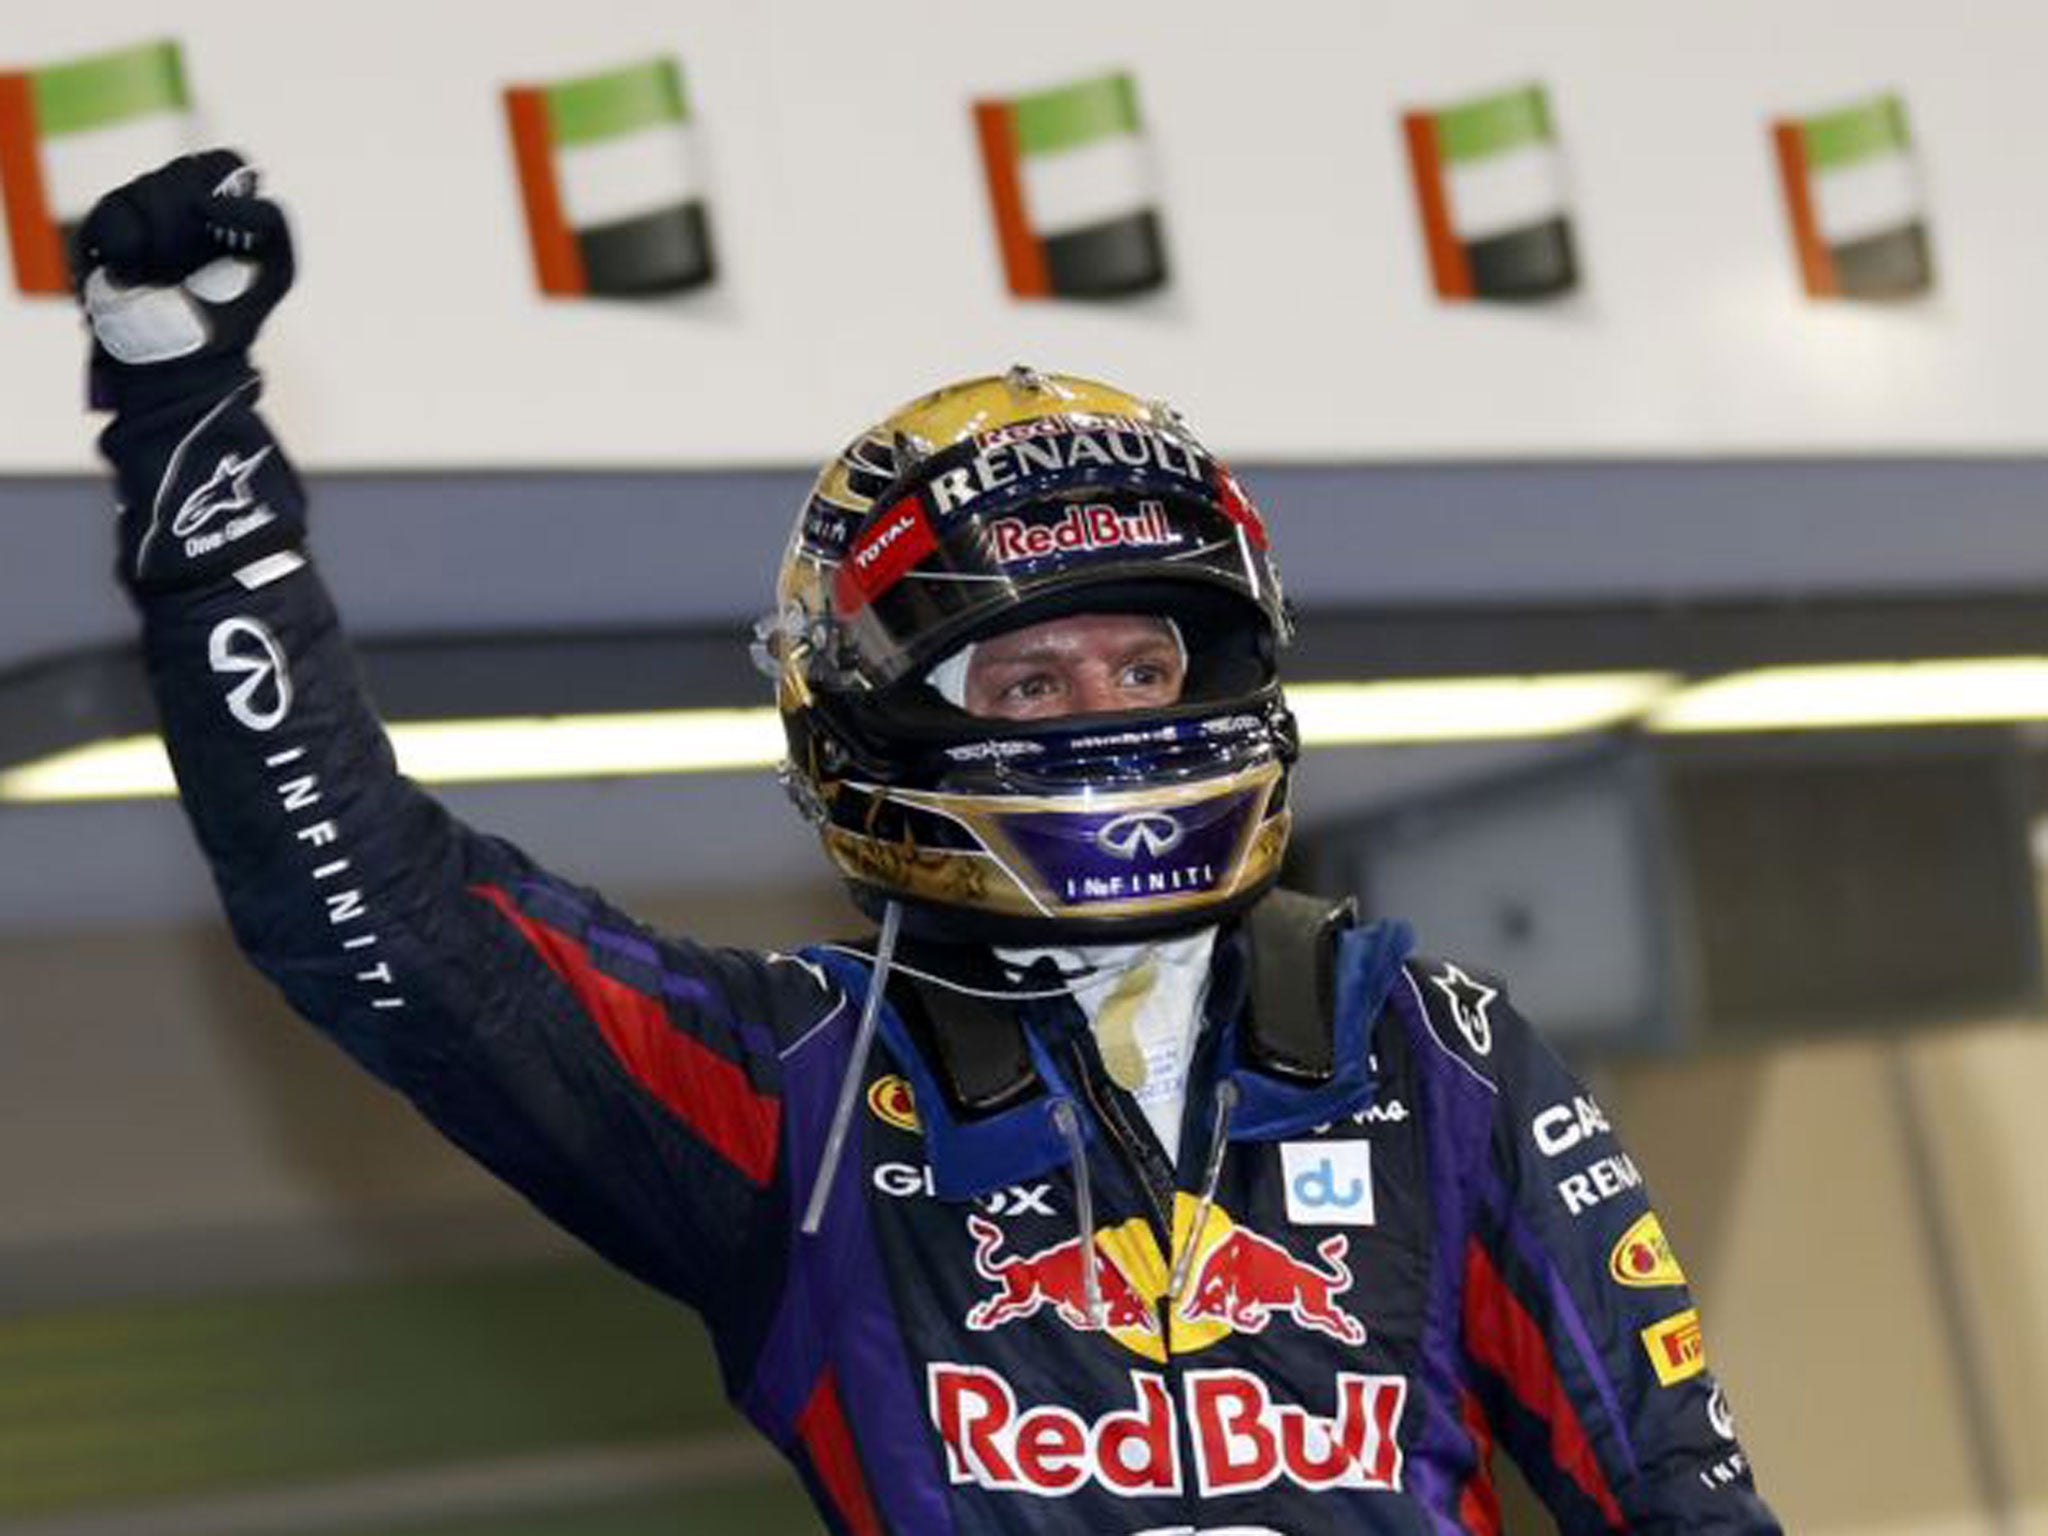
[1772,122,1837,299]
[973,100,1049,299]
[1462,1238,1625,1530]
[796,1369,884,1536]
[504,87,586,296]
[0,74,66,295]
[1403,112,1474,300]
[473,885,779,1186]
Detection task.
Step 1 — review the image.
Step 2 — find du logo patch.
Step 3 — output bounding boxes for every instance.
[1281,1141,1375,1227]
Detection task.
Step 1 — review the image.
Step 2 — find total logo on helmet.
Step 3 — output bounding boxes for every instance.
[962,1197,1367,1364]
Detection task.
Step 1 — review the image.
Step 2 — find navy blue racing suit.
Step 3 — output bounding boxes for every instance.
[94,329,1778,1535]
[131,545,1781,1534]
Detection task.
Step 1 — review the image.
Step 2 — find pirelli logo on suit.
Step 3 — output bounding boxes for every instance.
[1642,1308,1707,1387]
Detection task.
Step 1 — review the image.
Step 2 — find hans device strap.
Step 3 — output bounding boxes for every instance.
[1240,888,1356,1085]
[886,888,1355,1121]
[886,943,1044,1120]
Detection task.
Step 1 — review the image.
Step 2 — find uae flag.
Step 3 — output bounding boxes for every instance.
[973,70,1168,299]
[0,39,193,296]
[1402,82,1577,301]
[1772,93,1931,300]
[504,55,715,298]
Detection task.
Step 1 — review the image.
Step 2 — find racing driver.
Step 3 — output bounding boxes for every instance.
[74,152,1781,1534]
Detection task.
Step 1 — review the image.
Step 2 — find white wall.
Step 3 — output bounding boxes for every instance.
[4,1,2045,467]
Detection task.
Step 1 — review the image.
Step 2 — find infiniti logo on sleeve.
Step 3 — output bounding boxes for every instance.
[208,615,292,732]
[1095,810,1185,860]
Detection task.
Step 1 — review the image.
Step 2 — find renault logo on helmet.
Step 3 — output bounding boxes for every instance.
[1095,810,1185,860]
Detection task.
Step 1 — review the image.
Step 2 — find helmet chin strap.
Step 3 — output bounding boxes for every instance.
[801,898,904,1236]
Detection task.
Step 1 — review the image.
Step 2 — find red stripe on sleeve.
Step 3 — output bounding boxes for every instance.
[796,1369,884,1536]
[1456,1386,1503,1536]
[1463,1238,1626,1530]
[473,885,779,1186]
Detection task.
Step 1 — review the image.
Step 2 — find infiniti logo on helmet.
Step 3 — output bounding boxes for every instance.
[1095,811,1185,860]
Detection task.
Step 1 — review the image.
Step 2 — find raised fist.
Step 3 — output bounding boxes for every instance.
[76,148,295,410]
[79,150,306,593]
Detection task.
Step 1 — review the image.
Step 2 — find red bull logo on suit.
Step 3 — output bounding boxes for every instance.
[928,1363,1407,1499]
[1178,1228,1366,1346]
[962,1198,1369,1361]
[944,1199,1404,1497]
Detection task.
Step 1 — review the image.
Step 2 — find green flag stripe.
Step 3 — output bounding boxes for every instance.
[1801,94,1909,170]
[545,57,687,147]
[1012,72,1139,157]
[31,39,186,137]
[1434,83,1552,163]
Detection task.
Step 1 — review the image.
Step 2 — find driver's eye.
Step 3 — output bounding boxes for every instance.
[1001,672,1061,702]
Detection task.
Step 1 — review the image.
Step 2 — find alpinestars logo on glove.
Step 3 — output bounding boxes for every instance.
[172,447,277,560]
[172,447,272,536]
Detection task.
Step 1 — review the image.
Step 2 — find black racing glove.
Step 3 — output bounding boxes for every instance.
[76,148,306,593]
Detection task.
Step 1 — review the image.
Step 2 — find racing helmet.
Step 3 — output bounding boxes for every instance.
[761,367,1297,943]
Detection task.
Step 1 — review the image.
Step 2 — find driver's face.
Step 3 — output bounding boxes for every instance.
[963,613,1186,721]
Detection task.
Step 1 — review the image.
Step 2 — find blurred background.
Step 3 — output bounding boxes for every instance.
[4,2,2047,1533]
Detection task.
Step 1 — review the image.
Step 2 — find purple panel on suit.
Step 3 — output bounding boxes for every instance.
[1395,970,1502,1534]
[742,961,955,1534]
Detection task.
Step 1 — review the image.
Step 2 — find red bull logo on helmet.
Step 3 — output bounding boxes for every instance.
[986,500,1181,563]
[962,1199,1368,1364]
[928,1362,1407,1499]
